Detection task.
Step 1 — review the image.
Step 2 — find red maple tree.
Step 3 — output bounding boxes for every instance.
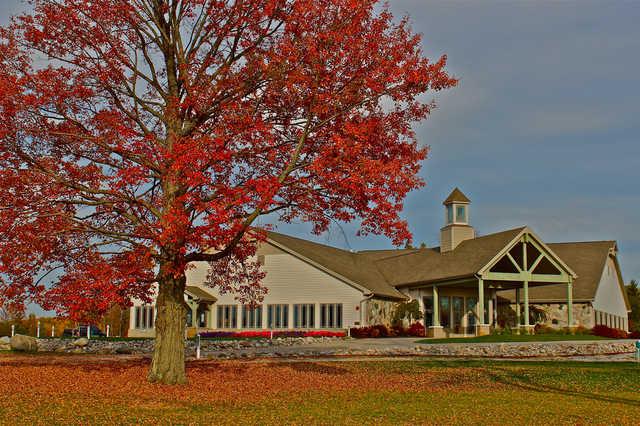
[0,0,456,383]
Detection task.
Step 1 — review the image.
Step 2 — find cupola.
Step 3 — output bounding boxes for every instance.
[440,188,475,253]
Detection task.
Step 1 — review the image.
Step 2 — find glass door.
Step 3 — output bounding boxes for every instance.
[452,297,464,334]
[466,297,477,335]
[439,296,451,329]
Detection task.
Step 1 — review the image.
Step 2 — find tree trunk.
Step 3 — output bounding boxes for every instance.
[148,267,188,385]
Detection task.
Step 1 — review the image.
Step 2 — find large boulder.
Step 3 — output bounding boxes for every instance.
[10,334,38,352]
[0,336,10,351]
[73,338,89,347]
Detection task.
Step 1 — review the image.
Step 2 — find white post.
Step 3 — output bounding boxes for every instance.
[196,334,201,360]
[11,324,15,337]
[106,325,110,338]
[51,325,55,337]
[36,321,40,338]
[87,325,90,339]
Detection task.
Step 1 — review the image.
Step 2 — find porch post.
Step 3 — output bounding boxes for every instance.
[427,285,445,338]
[523,280,531,332]
[432,285,440,327]
[476,277,490,335]
[187,300,198,336]
[567,277,573,329]
[515,288,521,328]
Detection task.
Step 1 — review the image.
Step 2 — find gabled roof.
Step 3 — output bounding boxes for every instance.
[265,231,409,299]
[263,227,618,305]
[499,241,621,303]
[375,227,526,287]
[265,227,527,296]
[443,187,470,205]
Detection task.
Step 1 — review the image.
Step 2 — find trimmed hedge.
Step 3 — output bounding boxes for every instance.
[349,322,426,338]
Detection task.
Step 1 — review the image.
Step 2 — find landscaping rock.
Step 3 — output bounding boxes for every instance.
[10,334,38,352]
[73,338,89,347]
[0,336,10,351]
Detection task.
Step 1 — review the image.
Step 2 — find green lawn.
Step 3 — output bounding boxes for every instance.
[1,355,639,424]
[417,333,609,344]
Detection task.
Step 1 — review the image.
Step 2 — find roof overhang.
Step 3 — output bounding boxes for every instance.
[185,286,217,303]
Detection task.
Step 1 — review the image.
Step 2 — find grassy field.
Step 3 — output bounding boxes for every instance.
[0,354,639,425]
[417,333,609,344]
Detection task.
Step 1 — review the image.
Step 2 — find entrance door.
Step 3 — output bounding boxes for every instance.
[439,296,451,329]
[452,297,464,334]
[423,296,433,328]
[466,297,477,335]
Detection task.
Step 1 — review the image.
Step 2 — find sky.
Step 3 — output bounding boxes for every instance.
[1,1,639,315]
[272,0,640,283]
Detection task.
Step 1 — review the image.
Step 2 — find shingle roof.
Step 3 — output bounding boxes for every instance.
[265,231,410,299]
[499,241,616,302]
[264,227,619,306]
[443,187,471,205]
[373,227,526,287]
[265,227,526,298]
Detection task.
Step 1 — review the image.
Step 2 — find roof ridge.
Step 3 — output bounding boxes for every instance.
[548,240,616,245]
[265,230,354,255]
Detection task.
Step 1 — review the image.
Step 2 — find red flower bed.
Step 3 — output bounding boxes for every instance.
[199,330,346,339]
[591,324,630,339]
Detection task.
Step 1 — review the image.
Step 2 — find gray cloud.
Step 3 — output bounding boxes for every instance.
[2,0,638,304]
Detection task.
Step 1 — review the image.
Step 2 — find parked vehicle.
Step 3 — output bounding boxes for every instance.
[62,324,106,338]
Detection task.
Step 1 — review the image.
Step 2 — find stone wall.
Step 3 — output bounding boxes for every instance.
[498,302,595,329]
[5,336,344,356]
[364,298,398,326]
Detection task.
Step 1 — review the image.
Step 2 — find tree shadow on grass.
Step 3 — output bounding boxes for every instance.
[186,360,349,376]
[0,353,149,372]
[485,367,640,408]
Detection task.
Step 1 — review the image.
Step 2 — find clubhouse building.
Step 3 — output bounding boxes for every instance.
[129,189,631,338]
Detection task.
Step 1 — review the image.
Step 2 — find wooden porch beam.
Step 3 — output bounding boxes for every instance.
[506,252,523,272]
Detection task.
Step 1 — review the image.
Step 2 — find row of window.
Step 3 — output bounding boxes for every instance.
[595,310,627,331]
[134,306,155,330]
[217,303,343,329]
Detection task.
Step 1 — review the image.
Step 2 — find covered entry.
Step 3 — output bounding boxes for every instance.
[407,228,577,337]
[185,286,218,334]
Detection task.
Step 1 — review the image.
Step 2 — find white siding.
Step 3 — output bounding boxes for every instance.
[189,248,366,329]
[128,242,367,335]
[592,256,629,331]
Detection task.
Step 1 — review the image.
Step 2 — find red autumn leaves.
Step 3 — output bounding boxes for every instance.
[0,0,456,320]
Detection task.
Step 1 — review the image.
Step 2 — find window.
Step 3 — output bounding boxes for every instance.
[134,306,155,329]
[217,305,238,329]
[439,296,450,328]
[423,296,433,328]
[456,205,467,223]
[267,304,289,329]
[293,304,315,328]
[446,205,454,224]
[242,305,263,329]
[320,304,343,328]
